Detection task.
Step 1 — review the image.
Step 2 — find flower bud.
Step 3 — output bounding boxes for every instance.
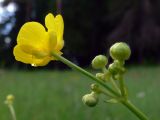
[5,94,14,105]
[96,73,104,80]
[108,63,119,75]
[82,92,99,107]
[91,83,101,93]
[91,55,108,69]
[103,71,111,81]
[110,42,131,61]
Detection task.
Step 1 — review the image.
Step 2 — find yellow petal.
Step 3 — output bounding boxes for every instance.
[31,57,51,67]
[45,13,55,31]
[17,22,48,48]
[54,14,64,39]
[45,13,64,40]
[19,45,49,59]
[55,39,64,51]
[53,15,64,50]
[14,45,51,66]
[48,30,57,49]
[13,45,33,64]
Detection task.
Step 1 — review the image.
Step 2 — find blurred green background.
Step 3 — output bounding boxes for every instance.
[0,0,160,120]
[0,67,160,120]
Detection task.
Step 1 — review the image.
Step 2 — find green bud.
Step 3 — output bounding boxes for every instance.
[110,42,131,61]
[91,83,101,93]
[108,63,119,75]
[103,71,111,81]
[82,92,99,107]
[91,55,108,69]
[96,73,104,80]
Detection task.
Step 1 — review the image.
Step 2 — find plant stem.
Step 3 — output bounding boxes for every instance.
[110,78,121,93]
[122,100,148,120]
[51,52,119,96]
[99,88,116,98]
[102,67,120,93]
[8,104,17,120]
[119,75,126,97]
[51,52,149,120]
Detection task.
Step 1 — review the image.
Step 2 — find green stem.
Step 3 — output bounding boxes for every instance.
[51,52,149,120]
[51,52,119,96]
[122,100,149,120]
[99,88,116,98]
[119,75,126,97]
[8,104,17,120]
[110,78,121,93]
[102,67,120,93]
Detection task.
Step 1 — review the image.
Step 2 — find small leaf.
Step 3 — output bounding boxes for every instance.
[104,98,119,104]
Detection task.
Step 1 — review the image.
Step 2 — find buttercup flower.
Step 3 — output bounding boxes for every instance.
[13,13,64,66]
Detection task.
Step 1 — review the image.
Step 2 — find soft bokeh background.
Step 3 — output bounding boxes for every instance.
[0,0,160,120]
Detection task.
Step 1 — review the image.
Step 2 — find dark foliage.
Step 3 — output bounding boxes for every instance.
[0,0,160,69]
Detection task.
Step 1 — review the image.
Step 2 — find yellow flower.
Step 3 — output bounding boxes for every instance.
[5,94,15,105]
[13,13,64,66]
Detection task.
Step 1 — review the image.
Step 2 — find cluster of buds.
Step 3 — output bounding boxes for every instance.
[82,42,131,107]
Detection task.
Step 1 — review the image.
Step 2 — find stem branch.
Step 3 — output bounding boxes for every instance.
[110,78,121,93]
[119,75,126,97]
[52,52,119,96]
[51,52,149,120]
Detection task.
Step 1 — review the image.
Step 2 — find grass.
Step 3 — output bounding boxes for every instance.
[0,66,160,120]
